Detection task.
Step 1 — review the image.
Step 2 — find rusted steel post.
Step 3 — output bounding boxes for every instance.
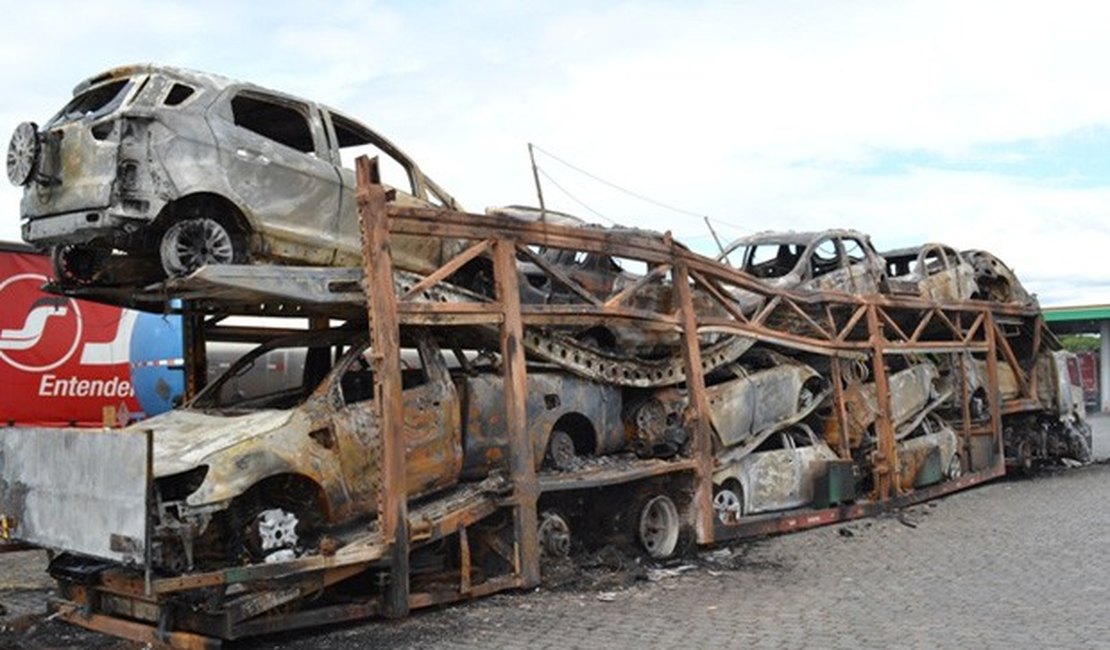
[829,356,851,460]
[495,237,541,585]
[672,255,714,545]
[957,352,973,471]
[492,238,540,588]
[1027,315,1043,398]
[984,311,1004,468]
[181,306,206,401]
[355,156,409,618]
[866,305,898,500]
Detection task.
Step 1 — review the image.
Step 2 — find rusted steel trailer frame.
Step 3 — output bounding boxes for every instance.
[34,158,1056,647]
[368,203,1034,546]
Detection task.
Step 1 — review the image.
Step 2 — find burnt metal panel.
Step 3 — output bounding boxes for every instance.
[0,427,150,564]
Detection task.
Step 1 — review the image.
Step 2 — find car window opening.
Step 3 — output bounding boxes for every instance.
[232,94,315,153]
[330,113,415,194]
[811,240,841,277]
[49,79,130,126]
[747,244,802,279]
[842,238,866,265]
[164,83,195,106]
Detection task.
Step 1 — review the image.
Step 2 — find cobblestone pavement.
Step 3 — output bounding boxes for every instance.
[3,414,1110,649]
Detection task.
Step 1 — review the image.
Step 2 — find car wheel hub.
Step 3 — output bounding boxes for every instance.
[712,488,742,524]
[255,507,299,562]
[160,218,236,277]
[638,495,680,559]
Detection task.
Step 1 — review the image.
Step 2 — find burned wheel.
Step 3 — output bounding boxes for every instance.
[240,505,302,564]
[229,479,322,566]
[712,483,743,525]
[538,510,571,558]
[160,217,245,277]
[545,429,577,470]
[52,244,110,285]
[636,494,680,559]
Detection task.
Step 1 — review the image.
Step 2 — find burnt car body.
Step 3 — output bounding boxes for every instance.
[631,349,828,458]
[960,249,1036,305]
[717,229,887,297]
[711,424,839,521]
[145,328,622,571]
[7,64,461,282]
[491,205,728,357]
[974,350,1092,469]
[497,206,653,311]
[893,414,961,490]
[834,360,942,451]
[883,243,978,302]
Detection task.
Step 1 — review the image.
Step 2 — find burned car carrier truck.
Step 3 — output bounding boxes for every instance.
[0,67,1087,647]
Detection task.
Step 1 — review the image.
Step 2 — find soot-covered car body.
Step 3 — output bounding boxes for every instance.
[893,414,961,490]
[717,229,887,297]
[882,243,978,302]
[838,361,940,446]
[711,424,839,521]
[630,349,828,458]
[960,249,1036,305]
[145,328,623,572]
[7,64,461,283]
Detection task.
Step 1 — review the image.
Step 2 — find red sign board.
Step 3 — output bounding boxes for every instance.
[0,249,142,426]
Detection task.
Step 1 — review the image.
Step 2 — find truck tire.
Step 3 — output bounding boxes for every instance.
[633,493,681,559]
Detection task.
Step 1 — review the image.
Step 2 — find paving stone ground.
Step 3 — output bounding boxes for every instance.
[3,414,1110,649]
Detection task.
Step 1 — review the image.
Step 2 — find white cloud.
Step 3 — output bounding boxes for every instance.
[1,0,1109,304]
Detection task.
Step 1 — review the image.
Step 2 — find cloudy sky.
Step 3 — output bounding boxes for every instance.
[2,0,1109,305]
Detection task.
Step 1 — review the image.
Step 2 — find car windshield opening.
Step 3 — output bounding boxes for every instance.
[192,333,357,411]
[48,79,131,127]
[746,244,802,279]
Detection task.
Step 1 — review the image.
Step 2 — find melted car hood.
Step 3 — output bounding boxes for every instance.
[129,408,294,477]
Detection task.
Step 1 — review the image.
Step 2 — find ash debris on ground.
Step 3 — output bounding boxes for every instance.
[538,535,790,594]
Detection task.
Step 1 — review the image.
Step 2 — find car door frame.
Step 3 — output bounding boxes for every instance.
[327,332,461,522]
[742,432,804,514]
[206,86,342,264]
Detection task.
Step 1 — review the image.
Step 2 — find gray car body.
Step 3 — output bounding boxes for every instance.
[883,243,978,302]
[15,64,460,274]
[718,229,887,297]
[712,424,838,516]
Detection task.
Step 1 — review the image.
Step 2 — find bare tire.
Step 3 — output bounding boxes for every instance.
[538,510,571,558]
[712,483,743,525]
[160,217,245,277]
[545,429,576,470]
[636,494,680,559]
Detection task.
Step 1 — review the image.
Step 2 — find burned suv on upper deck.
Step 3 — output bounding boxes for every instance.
[7,64,461,284]
[718,229,887,297]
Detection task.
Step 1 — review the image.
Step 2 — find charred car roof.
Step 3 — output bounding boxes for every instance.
[728,228,875,247]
